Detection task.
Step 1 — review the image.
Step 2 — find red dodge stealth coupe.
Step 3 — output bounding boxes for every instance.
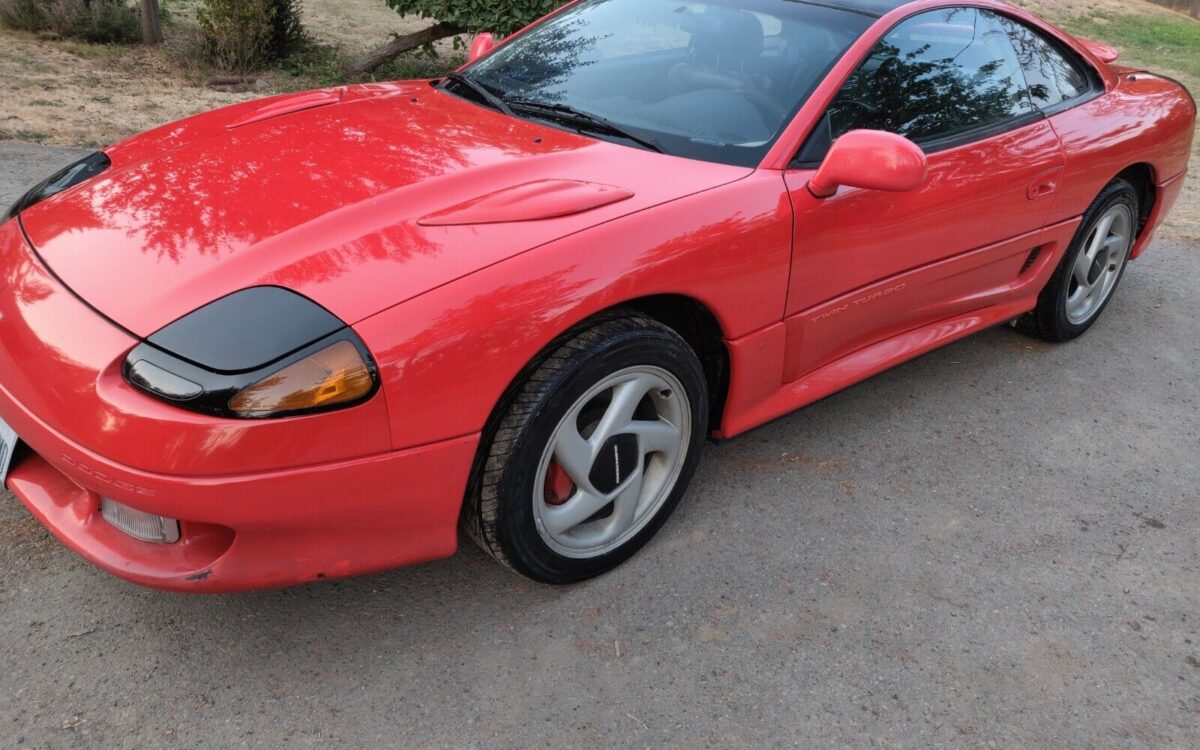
[0,0,1193,591]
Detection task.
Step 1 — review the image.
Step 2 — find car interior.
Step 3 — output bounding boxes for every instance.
[582,6,853,146]
[478,2,864,154]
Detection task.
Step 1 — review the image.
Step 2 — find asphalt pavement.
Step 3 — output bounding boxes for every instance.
[1,141,1197,749]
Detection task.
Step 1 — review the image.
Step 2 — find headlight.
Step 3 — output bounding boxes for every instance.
[228,340,375,417]
[124,287,379,419]
[3,152,111,223]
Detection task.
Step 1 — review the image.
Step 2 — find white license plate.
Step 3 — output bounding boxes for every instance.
[0,415,18,489]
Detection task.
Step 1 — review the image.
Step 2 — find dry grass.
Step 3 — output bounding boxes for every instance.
[0,31,252,147]
[300,0,427,53]
[0,0,430,147]
[1013,0,1185,22]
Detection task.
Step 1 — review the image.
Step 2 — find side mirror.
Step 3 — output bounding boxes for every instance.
[468,33,497,64]
[808,130,928,199]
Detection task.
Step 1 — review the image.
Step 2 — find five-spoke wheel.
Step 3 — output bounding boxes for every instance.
[1065,203,1133,326]
[533,366,691,559]
[461,314,708,583]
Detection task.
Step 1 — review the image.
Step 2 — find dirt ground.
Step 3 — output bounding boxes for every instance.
[0,0,1196,234]
[300,0,428,52]
[0,0,427,147]
[0,39,249,148]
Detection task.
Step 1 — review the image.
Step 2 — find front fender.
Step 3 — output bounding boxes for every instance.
[355,172,793,450]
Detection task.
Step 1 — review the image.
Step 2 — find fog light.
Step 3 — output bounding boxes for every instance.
[100,498,180,544]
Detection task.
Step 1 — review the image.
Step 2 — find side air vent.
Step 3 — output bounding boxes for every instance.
[1019,247,1042,276]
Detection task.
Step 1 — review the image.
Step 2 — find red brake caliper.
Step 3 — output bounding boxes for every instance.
[544,459,576,506]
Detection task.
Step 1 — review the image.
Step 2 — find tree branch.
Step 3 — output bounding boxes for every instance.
[347,21,465,77]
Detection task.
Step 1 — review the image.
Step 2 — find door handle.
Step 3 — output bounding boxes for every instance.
[1028,168,1063,200]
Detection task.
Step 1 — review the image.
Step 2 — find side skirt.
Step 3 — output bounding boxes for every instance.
[715,217,1083,439]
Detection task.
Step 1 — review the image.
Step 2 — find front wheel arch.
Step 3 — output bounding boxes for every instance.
[457,296,726,522]
[622,295,730,428]
[459,311,710,582]
[475,295,729,453]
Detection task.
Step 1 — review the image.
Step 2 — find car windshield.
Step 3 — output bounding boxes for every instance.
[463,0,872,167]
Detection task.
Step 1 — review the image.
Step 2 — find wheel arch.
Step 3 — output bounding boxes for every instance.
[459,294,731,533]
[622,295,730,428]
[1113,162,1157,236]
[478,294,731,450]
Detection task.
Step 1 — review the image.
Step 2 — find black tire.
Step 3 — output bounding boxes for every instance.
[1019,179,1139,342]
[461,313,709,584]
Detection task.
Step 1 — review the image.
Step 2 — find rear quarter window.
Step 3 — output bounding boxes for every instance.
[994,13,1092,110]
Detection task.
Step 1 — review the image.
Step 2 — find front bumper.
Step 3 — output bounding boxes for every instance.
[0,219,478,592]
[4,419,477,592]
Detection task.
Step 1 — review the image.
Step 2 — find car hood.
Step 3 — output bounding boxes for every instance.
[19,82,751,336]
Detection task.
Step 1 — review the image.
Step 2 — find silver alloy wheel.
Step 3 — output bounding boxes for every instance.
[1066,204,1134,325]
[532,366,691,559]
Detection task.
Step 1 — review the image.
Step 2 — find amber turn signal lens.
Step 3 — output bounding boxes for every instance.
[229,340,373,417]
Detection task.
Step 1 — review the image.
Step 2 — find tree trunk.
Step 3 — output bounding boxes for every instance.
[140,0,163,45]
[1190,0,1199,19]
[347,21,465,76]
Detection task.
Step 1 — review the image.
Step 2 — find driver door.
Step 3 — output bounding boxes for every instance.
[781,7,1065,382]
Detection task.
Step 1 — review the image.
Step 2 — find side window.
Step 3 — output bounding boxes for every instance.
[993,13,1091,109]
[811,7,1035,156]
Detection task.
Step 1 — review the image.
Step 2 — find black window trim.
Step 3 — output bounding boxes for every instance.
[915,108,1047,154]
[791,0,888,19]
[790,5,1107,170]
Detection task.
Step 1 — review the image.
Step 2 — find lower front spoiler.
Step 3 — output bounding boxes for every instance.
[6,432,480,593]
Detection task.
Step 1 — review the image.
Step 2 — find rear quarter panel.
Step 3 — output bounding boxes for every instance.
[1047,71,1195,226]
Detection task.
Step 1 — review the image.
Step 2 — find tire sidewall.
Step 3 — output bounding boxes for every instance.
[495,325,708,583]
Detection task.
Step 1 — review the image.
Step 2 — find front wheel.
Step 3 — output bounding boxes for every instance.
[462,314,709,584]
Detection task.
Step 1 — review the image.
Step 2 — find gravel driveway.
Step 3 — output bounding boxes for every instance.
[1,141,1197,749]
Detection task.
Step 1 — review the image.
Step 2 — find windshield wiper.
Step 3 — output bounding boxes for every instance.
[504,99,664,153]
[442,72,514,117]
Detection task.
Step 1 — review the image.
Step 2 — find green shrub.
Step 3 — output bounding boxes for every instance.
[266,0,304,60]
[383,0,564,36]
[0,0,139,42]
[196,0,272,71]
[196,0,307,72]
[0,0,48,31]
[50,0,140,43]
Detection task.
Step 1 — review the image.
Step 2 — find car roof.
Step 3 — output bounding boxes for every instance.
[798,0,917,18]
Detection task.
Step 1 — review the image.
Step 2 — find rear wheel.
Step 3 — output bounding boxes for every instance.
[1020,179,1138,342]
[462,314,708,584]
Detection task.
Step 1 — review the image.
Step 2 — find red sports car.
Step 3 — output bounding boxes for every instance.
[0,0,1192,591]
